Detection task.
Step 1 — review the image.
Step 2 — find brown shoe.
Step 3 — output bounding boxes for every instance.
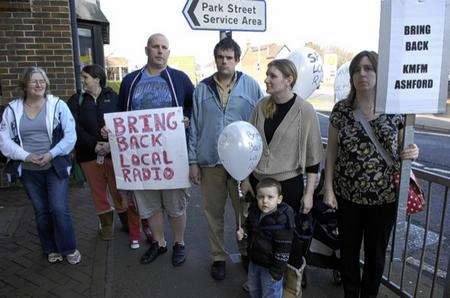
[98,211,114,240]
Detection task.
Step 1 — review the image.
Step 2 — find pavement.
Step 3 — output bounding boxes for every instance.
[308,88,450,135]
[0,182,404,297]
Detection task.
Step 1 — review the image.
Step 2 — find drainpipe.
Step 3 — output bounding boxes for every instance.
[69,0,82,94]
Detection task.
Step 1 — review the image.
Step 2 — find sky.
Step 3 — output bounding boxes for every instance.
[100,0,381,69]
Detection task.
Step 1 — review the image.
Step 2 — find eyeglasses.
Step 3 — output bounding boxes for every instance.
[28,80,47,86]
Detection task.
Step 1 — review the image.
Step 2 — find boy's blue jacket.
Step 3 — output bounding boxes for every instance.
[117,66,194,115]
[188,72,263,166]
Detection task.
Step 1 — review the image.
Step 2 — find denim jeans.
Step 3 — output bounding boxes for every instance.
[20,168,77,255]
[248,262,283,298]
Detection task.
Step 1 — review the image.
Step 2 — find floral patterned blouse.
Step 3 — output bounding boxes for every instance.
[330,100,404,205]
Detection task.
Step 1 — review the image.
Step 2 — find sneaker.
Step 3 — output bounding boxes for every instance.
[48,253,63,263]
[140,241,167,265]
[66,249,81,265]
[130,240,140,250]
[211,261,226,281]
[172,242,186,266]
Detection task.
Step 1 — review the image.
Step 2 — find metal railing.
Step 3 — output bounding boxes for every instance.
[381,167,450,297]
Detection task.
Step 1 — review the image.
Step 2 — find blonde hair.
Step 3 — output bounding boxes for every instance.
[262,59,297,118]
[18,66,50,100]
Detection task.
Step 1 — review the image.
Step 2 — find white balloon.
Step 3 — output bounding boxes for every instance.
[217,121,263,181]
[334,61,351,102]
[286,47,324,99]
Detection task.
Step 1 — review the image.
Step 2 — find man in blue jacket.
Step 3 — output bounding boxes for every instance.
[117,33,194,267]
[188,37,263,280]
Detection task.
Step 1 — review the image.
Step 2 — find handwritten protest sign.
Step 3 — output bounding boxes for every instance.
[104,107,190,190]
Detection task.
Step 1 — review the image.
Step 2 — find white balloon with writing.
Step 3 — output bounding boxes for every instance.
[217,121,262,181]
[287,47,324,100]
[334,61,351,102]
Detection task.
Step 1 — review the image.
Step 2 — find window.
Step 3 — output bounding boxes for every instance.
[78,27,94,67]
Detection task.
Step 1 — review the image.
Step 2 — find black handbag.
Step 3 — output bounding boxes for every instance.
[4,159,21,183]
[3,136,21,183]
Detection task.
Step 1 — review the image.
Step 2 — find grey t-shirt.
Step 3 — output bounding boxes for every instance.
[20,105,51,170]
[131,69,172,110]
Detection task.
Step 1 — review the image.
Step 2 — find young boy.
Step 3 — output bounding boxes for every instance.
[237,178,294,298]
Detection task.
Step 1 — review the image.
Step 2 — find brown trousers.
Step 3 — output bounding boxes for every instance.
[201,166,248,261]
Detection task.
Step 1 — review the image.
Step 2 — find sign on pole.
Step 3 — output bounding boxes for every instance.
[376,0,450,263]
[104,107,190,190]
[376,0,450,114]
[182,0,266,32]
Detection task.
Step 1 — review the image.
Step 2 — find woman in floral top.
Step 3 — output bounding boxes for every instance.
[323,51,419,297]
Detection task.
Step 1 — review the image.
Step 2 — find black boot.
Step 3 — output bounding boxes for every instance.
[98,211,114,240]
[118,211,129,233]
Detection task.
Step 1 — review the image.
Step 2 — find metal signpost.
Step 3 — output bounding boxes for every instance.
[376,0,450,293]
[183,0,266,40]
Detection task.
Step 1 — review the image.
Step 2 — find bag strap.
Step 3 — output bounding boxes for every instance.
[165,68,180,107]
[354,108,394,167]
[78,93,84,106]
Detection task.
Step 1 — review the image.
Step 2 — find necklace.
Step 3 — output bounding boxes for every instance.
[24,100,44,109]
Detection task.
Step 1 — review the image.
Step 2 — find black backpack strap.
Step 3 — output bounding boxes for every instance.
[78,93,84,106]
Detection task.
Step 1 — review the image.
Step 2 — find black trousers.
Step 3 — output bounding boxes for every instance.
[337,198,397,298]
[250,174,305,268]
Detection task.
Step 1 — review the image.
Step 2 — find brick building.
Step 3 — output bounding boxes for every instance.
[0,0,109,104]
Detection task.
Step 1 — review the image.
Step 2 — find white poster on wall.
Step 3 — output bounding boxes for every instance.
[376,0,450,114]
[104,107,190,190]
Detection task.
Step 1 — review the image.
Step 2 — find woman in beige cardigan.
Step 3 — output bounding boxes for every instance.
[242,59,324,295]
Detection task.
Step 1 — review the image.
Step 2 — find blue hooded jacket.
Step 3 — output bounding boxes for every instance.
[117,66,194,116]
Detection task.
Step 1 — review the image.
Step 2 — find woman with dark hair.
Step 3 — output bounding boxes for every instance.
[0,66,81,264]
[242,59,324,297]
[68,64,144,248]
[323,51,419,297]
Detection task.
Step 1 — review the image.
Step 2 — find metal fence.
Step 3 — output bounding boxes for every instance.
[380,168,449,297]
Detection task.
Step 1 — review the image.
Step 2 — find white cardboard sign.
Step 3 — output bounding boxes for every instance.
[104,107,190,190]
[376,0,450,114]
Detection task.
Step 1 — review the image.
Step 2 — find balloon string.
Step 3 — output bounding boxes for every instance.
[238,180,243,230]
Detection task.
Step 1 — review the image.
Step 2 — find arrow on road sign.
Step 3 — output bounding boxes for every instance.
[188,0,200,26]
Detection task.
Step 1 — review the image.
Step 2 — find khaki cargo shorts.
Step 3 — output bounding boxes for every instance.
[133,189,188,218]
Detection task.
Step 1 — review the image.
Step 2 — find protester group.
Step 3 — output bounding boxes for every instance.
[0,33,420,298]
